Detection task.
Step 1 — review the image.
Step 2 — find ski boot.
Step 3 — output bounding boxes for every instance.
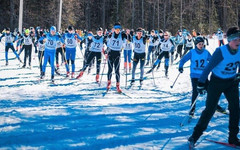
[106,80,111,90]
[229,137,240,146]
[51,75,55,83]
[188,136,196,149]
[40,72,45,79]
[66,71,70,78]
[71,72,75,78]
[96,74,100,83]
[140,79,143,85]
[5,61,8,66]
[22,64,26,68]
[116,82,122,93]
[130,79,135,86]
[76,71,84,79]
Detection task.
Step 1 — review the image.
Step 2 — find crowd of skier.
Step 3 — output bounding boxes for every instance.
[1,23,240,148]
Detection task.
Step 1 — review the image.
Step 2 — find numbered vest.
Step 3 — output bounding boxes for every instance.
[149,36,154,46]
[124,40,133,50]
[5,34,13,43]
[65,34,77,48]
[160,39,173,52]
[217,32,224,40]
[108,33,123,51]
[56,41,62,48]
[90,36,104,52]
[45,34,58,50]
[133,36,145,54]
[23,35,32,45]
[190,49,209,75]
[212,45,240,79]
[186,39,194,48]
[38,42,45,51]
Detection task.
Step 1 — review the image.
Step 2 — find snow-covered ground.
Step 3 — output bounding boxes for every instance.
[0,38,235,149]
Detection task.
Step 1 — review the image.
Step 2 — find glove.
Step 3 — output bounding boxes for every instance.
[197,82,206,95]
[178,67,183,73]
[234,73,240,82]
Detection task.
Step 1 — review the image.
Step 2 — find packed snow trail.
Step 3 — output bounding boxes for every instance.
[0,38,235,149]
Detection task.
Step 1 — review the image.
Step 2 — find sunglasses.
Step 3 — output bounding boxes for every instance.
[164,35,168,36]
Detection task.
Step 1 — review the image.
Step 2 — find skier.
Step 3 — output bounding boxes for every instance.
[146,31,175,77]
[55,35,65,71]
[146,30,158,66]
[216,28,225,46]
[21,29,34,68]
[61,26,82,78]
[0,27,22,66]
[182,33,194,56]
[39,26,61,82]
[106,22,127,93]
[80,31,94,73]
[188,26,240,147]
[37,31,45,74]
[130,28,148,86]
[76,27,107,83]
[197,32,209,48]
[174,30,185,60]
[16,31,22,52]
[179,36,225,116]
[123,29,133,72]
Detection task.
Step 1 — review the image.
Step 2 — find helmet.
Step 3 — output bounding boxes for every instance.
[50,26,56,32]
[195,37,204,45]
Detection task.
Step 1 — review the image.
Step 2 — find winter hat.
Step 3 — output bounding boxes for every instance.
[50,26,56,32]
[114,22,121,29]
[136,28,143,33]
[194,37,204,45]
[25,29,30,34]
[68,26,73,31]
[226,26,240,42]
[97,27,103,31]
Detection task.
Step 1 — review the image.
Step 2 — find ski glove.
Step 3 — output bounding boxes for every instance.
[234,73,240,82]
[197,82,206,95]
[178,67,183,73]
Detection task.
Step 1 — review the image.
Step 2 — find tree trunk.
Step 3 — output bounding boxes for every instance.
[10,0,14,30]
[132,0,134,29]
[142,0,144,27]
[102,0,105,29]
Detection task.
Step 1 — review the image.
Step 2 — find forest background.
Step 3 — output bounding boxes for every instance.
[0,0,239,34]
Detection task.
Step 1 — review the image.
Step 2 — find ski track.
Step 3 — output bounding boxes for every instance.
[0,38,236,149]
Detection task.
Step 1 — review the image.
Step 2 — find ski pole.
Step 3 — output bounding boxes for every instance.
[99,56,107,87]
[125,63,128,89]
[180,95,201,127]
[170,72,181,88]
[152,70,156,86]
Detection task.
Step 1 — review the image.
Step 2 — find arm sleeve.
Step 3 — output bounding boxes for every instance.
[75,33,82,40]
[179,51,191,68]
[198,48,224,83]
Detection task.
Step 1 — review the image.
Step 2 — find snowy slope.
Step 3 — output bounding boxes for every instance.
[0,37,235,150]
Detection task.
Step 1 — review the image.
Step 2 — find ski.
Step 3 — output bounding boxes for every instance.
[205,139,240,149]
[118,91,132,98]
